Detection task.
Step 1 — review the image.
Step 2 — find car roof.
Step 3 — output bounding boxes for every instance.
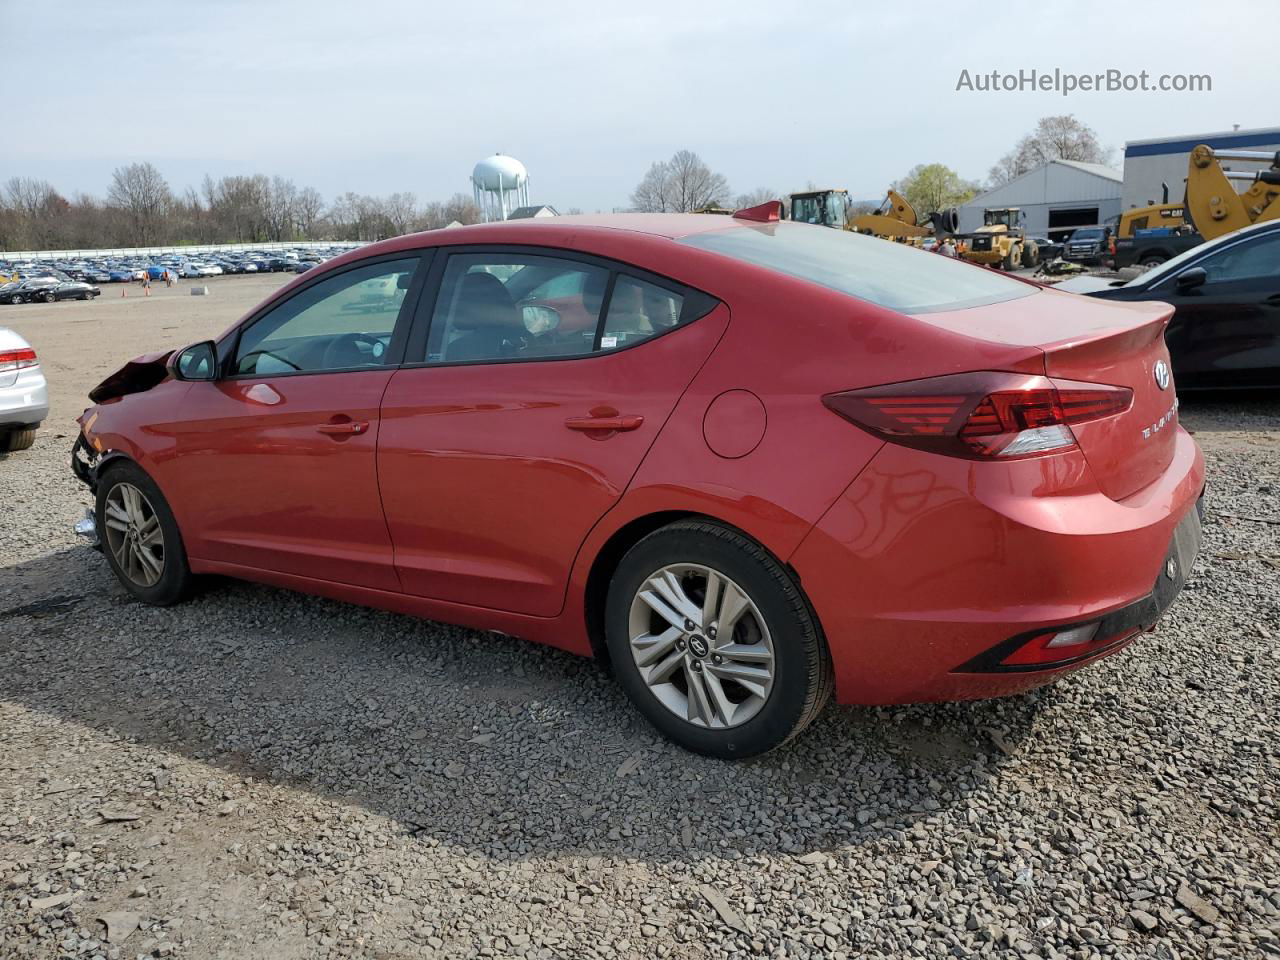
[395,213,748,248]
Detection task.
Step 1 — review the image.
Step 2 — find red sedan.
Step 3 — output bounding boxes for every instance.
[72,206,1205,758]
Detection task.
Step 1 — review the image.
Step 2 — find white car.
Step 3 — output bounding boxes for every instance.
[0,327,48,452]
[181,262,218,278]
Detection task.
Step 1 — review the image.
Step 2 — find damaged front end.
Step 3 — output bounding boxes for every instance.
[87,349,174,404]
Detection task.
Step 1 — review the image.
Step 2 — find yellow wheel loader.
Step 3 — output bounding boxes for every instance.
[955,208,1039,270]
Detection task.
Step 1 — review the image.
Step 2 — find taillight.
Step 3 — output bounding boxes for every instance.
[823,371,1132,460]
[0,347,38,374]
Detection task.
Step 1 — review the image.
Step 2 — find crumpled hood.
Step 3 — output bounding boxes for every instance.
[88,350,174,403]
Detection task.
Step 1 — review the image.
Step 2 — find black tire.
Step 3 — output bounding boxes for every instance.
[1,428,36,452]
[1021,241,1040,268]
[41,292,55,303]
[95,460,192,606]
[1002,247,1019,271]
[11,295,23,304]
[605,520,833,758]
[1141,257,1166,269]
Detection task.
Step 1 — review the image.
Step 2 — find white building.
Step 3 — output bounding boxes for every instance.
[1122,126,1280,210]
[957,159,1123,242]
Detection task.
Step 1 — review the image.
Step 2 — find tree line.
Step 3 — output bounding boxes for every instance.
[0,162,487,251]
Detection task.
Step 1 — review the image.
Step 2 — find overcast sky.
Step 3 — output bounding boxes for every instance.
[0,0,1266,211]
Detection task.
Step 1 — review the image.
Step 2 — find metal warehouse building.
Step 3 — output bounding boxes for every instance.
[1122,126,1280,209]
[956,160,1122,242]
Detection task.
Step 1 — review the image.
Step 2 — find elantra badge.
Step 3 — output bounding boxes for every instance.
[1153,360,1170,391]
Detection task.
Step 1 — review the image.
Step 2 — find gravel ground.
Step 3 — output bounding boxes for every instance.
[1,284,1278,959]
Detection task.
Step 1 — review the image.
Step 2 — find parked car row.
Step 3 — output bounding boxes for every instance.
[0,244,361,289]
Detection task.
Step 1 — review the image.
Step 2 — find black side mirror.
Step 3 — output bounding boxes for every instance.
[170,341,219,381]
[1174,267,1207,293]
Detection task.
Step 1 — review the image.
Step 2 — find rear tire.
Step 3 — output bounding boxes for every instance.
[1002,247,1019,271]
[1,428,36,452]
[96,460,192,606]
[605,520,833,758]
[41,292,55,303]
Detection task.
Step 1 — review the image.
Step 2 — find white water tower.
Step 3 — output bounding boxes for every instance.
[471,154,530,222]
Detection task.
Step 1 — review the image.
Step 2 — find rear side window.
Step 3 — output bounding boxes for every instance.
[600,276,684,352]
[421,253,709,364]
[680,222,1033,314]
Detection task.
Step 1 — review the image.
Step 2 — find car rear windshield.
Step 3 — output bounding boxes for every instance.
[679,222,1033,314]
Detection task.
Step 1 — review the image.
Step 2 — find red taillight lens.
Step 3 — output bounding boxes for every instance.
[823,371,1132,460]
[0,348,38,374]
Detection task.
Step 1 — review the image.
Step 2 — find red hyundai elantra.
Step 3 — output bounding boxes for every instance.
[72,205,1204,757]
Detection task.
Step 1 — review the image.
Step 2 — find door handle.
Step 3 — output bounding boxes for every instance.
[564,414,644,432]
[317,419,369,436]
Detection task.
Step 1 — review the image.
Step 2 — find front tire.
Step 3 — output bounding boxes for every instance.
[1,428,36,452]
[605,520,833,758]
[96,461,192,605]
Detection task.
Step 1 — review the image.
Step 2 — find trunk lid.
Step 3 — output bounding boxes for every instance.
[918,287,1179,501]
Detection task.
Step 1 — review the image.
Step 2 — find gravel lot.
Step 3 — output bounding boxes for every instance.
[1,278,1278,959]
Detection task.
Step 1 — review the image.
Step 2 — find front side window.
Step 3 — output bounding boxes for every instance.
[1198,233,1280,283]
[424,254,611,363]
[235,258,418,375]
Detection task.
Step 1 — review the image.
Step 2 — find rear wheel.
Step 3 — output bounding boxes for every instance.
[96,461,192,605]
[605,520,833,758]
[1002,246,1019,271]
[1141,256,1167,269]
[41,291,55,303]
[1021,241,1040,268]
[1,428,36,452]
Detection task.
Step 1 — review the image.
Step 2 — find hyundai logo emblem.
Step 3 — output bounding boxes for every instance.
[1153,360,1170,391]
[687,635,710,658]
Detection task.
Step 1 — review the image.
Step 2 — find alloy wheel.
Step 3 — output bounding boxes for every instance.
[627,563,775,729]
[103,482,165,587]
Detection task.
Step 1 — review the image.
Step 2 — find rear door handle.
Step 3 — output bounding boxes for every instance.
[317,419,369,436]
[564,414,644,432]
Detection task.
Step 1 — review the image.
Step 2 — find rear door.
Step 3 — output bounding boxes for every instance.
[161,254,428,590]
[377,248,727,617]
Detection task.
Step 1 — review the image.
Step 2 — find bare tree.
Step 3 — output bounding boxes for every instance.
[988,115,1113,186]
[106,163,172,245]
[443,193,481,225]
[631,151,730,213]
[295,187,324,237]
[733,188,778,210]
[383,192,418,237]
[631,161,674,212]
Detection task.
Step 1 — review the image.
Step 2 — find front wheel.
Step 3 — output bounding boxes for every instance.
[605,520,833,758]
[96,461,192,605]
[41,292,55,303]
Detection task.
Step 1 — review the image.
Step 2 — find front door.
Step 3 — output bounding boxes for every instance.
[1162,231,1280,389]
[377,250,727,617]
[159,255,425,591]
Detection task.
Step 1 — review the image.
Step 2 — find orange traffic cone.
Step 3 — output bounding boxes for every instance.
[121,284,127,297]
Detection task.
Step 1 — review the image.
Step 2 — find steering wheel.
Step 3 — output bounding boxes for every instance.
[239,349,301,373]
[322,332,383,369]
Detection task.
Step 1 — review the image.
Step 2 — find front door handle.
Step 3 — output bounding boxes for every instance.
[317,419,369,436]
[564,414,644,432]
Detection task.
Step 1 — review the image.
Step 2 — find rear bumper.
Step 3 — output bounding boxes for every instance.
[0,368,49,428]
[791,426,1205,705]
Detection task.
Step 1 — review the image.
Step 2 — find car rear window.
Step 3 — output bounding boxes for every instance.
[679,222,1032,314]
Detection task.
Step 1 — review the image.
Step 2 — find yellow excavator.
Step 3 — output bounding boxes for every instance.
[1184,144,1280,240]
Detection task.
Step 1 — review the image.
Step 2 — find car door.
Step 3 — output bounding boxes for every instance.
[377,248,728,617]
[1157,231,1280,389]
[159,254,428,591]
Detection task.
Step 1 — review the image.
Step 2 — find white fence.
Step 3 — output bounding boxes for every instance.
[0,241,367,261]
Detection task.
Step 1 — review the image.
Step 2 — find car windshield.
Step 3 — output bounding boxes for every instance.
[1071,229,1104,240]
[680,222,1033,314]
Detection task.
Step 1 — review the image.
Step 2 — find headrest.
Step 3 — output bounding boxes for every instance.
[453,272,521,331]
